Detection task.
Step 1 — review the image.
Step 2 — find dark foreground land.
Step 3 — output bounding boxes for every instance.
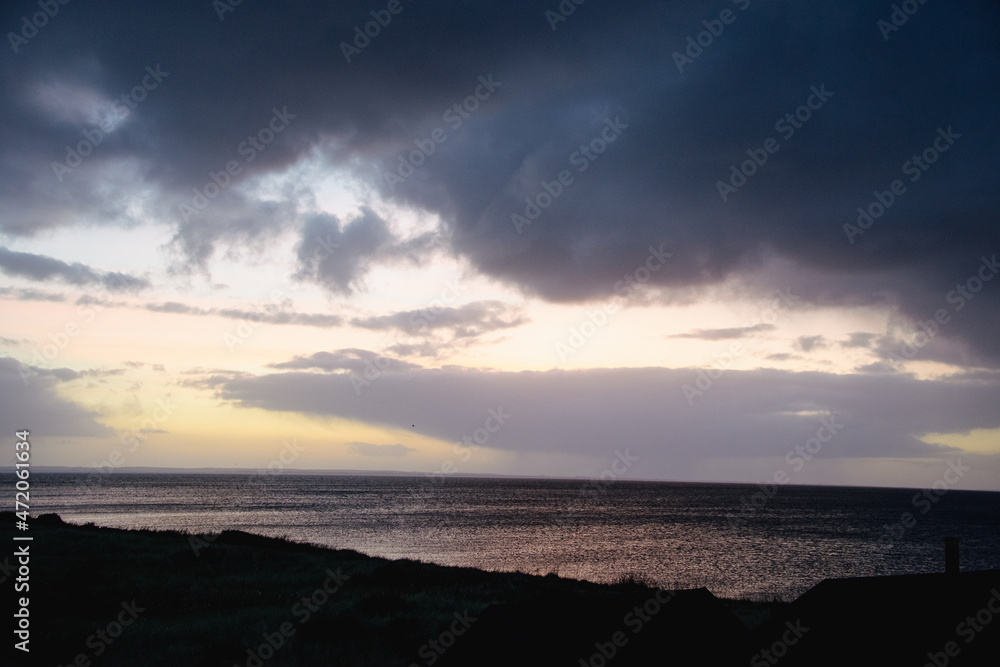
[2,513,998,666]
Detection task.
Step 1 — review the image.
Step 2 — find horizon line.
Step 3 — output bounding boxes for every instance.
[5,466,1000,494]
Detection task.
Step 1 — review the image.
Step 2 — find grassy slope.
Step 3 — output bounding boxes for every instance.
[2,514,783,666]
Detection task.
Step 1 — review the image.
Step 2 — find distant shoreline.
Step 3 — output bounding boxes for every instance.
[5,467,1000,493]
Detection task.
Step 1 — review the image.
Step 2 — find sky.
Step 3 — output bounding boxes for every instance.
[1,0,999,490]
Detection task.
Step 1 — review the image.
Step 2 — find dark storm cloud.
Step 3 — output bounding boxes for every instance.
[2,1,998,360]
[169,198,299,274]
[670,325,776,341]
[864,321,983,372]
[0,357,114,437]
[291,208,445,295]
[293,209,393,295]
[0,247,149,291]
[211,364,1000,479]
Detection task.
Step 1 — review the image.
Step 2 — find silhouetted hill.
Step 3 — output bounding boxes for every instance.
[3,512,995,666]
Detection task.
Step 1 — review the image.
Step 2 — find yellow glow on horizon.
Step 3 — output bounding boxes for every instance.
[921,428,1000,456]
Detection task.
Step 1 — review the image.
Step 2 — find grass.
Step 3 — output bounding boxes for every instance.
[2,513,776,665]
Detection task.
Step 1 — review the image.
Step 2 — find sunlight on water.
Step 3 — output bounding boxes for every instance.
[24,473,1000,601]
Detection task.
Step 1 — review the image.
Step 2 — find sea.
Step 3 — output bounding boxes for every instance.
[19,472,1000,601]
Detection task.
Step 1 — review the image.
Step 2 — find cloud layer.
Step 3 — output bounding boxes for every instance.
[210,359,1000,478]
[0,357,113,438]
[2,1,997,366]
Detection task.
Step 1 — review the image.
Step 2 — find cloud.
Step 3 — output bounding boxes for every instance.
[794,335,828,353]
[0,0,997,365]
[841,332,878,349]
[209,364,1000,479]
[70,297,343,328]
[855,361,898,375]
[866,324,979,371]
[0,287,67,302]
[268,349,422,374]
[347,442,414,457]
[293,209,393,295]
[670,324,775,341]
[0,247,148,292]
[0,357,114,437]
[144,301,199,315]
[385,341,451,358]
[351,301,528,338]
[168,198,298,275]
[214,309,342,328]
